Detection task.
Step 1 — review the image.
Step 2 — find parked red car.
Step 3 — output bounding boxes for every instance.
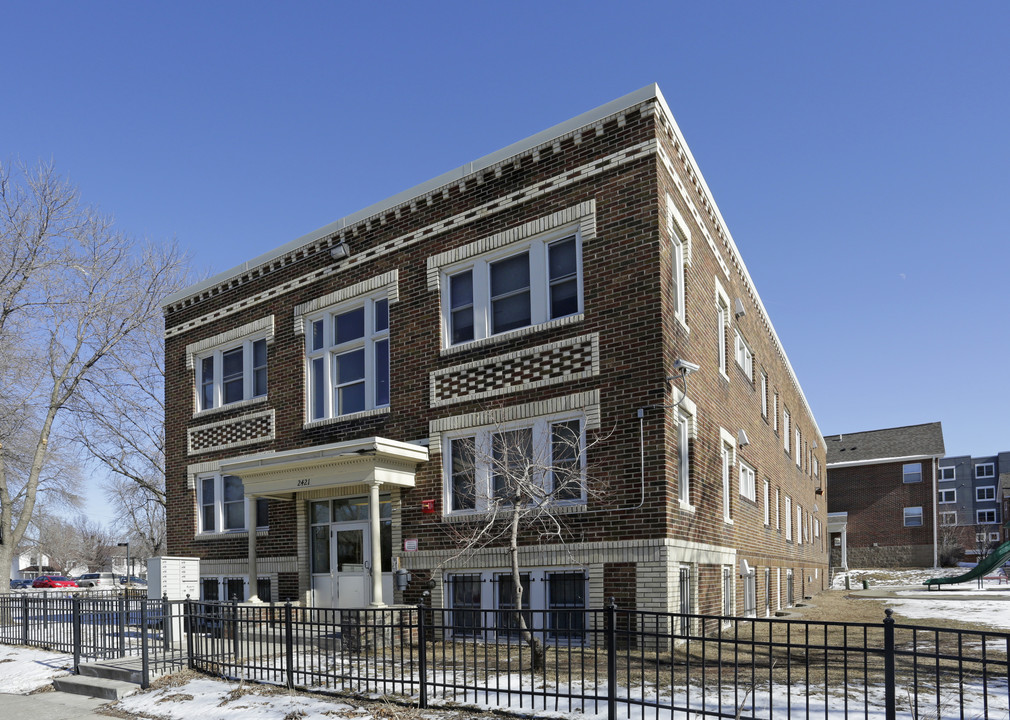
[31,575,78,589]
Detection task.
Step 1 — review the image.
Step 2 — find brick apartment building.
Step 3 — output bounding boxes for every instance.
[826,423,945,568]
[162,84,828,623]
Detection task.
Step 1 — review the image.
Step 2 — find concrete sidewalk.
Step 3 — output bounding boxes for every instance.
[0,691,113,718]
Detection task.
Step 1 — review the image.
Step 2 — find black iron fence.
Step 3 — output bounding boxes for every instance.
[0,591,185,687]
[0,591,1007,718]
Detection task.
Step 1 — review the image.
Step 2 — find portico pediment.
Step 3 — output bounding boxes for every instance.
[218,437,428,497]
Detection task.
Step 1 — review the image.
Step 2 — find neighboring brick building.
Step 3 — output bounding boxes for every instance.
[826,423,945,568]
[162,84,828,623]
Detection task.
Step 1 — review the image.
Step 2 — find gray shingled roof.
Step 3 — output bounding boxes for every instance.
[825,422,944,465]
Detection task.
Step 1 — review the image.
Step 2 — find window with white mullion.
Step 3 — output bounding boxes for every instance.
[307,296,389,421]
[196,337,268,411]
[445,415,586,515]
[443,231,582,348]
[197,473,269,535]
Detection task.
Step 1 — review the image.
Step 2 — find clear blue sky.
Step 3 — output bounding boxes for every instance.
[4,2,1008,481]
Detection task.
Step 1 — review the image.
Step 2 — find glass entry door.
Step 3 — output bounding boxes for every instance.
[332,521,370,608]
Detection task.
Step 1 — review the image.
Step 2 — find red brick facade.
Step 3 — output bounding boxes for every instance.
[163,85,827,617]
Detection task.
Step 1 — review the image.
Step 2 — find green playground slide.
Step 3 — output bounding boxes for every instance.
[924,539,1010,588]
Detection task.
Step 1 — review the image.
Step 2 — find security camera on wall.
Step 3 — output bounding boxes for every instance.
[672,359,700,375]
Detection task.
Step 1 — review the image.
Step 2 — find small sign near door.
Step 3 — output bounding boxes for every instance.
[404,538,418,552]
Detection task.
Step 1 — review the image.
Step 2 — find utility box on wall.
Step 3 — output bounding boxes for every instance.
[147,556,200,601]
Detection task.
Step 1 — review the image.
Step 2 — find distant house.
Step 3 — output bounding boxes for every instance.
[826,423,945,568]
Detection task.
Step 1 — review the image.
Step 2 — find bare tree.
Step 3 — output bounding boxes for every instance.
[0,159,186,586]
[72,313,174,556]
[440,412,611,671]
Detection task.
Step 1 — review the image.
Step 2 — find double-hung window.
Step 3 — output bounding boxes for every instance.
[902,463,922,483]
[783,410,791,452]
[739,461,756,502]
[677,412,692,508]
[977,486,996,502]
[721,441,733,522]
[762,479,770,525]
[734,331,753,380]
[198,473,268,535]
[306,295,389,420]
[760,372,768,419]
[197,337,267,411]
[938,488,956,504]
[717,298,729,376]
[785,496,793,541]
[668,195,689,326]
[443,231,581,347]
[445,415,586,514]
[940,511,957,526]
[903,506,923,527]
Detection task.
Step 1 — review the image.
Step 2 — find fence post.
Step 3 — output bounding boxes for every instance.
[118,594,127,657]
[417,593,428,710]
[162,593,171,652]
[606,597,617,720]
[140,599,150,689]
[184,595,195,670]
[21,594,28,646]
[231,596,240,663]
[71,595,81,673]
[883,609,896,720]
[284,602,294,689]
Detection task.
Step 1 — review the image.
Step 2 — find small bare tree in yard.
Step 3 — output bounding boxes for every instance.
[0,159,186,586]
[441,411,611,672]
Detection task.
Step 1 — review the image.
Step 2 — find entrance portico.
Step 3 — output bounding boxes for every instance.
[219,437,428,606]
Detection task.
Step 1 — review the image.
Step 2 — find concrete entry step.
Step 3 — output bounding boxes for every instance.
[52,674,138,700]
[77,650,188,685]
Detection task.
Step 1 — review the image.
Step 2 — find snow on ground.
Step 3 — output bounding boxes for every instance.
[0,646,72,693]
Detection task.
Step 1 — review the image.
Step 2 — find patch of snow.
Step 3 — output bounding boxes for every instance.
[0,646,72,693]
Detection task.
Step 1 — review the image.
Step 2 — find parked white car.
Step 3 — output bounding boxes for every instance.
[76,572,119,588]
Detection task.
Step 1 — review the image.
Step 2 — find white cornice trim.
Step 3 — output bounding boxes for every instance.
[162,85,661,312]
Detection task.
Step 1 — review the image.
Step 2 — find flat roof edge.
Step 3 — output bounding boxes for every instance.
[162,84,660,309]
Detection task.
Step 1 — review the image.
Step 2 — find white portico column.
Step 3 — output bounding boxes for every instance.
[369,480,384,606]
[840,525,848,570]
[248,495,260,602]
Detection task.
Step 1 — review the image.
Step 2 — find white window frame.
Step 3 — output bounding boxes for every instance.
[775,488,781,530]
[196,336,268,412]
[677,410,694,511]
[196,472,268,536]
[976,463,996,479]
[795,428,802,467]
[976,486,996,502]
[720,430,736,523]
[443,414,587,515]
[668,196,690,328]
[990,532,1001,542]
[902,463,922,483]
[939,466,955,481]
[784,496,793,541]
[760,372,768,419]
[903,506,923,527]
[305,293,390,422]
[440,228,583,348]
[739,461,756,502]
[938,488,956,504]
[783,410,791,452]
[978,509,997,525]
[797,504,803,543]
[940,511,957,526]
[734,330,753,381]
[762,479,770,526]
[773,393,779,433]
[715,280,730,379]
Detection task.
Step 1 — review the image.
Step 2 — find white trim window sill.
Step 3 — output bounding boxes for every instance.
[440,314,584,357]
[303,406,391,429]
[679,501,696,513]
[443,503,588,523]
[193,396,269,420]
[195,529,269,541]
